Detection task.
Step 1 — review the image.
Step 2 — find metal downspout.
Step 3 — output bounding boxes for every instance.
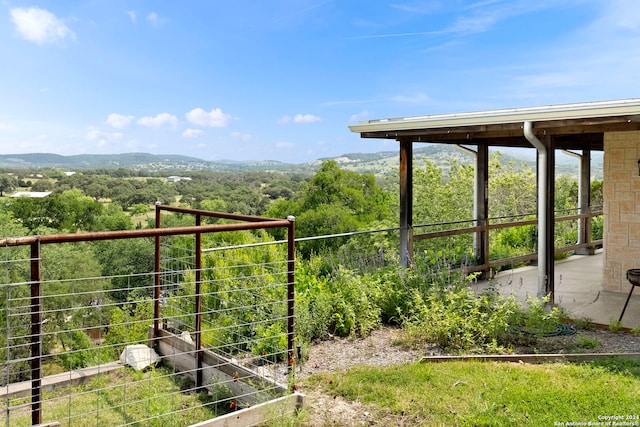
[523,121,548,298]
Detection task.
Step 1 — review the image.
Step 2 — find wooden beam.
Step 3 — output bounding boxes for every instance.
[399,139,413,267]
[359,115,639,148]
[476,143,489,277]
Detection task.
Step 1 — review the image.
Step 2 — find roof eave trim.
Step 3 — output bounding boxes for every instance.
[349,98,640,134]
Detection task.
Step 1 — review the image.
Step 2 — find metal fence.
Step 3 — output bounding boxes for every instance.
[0,203,604,426]
[0,206,296,427]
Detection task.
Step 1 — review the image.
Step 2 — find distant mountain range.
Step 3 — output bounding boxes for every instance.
[0,145,603,179]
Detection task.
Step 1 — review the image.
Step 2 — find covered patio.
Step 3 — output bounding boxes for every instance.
[350,98,640,312]
[477,250,640,329]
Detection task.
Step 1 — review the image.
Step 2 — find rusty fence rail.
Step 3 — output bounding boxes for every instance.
[219,207,603,273]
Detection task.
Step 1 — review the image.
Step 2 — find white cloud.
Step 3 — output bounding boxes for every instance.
[10,7,75,45]
[147,12,160,25]
[589,0,640,32]
[278,114,321,124]
[137,113,179,129]
[107,113,135,129]
[185,108,232,128]
[126,11,137,23]
[183,128,204,138]
[293,114,321,123]
[349,110,370,123]
[231,131,252,141]
[0,123,16,131]
[86,127,123,148]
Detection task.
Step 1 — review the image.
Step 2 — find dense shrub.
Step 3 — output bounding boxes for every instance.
[295,258,381,342]
[57,329,111,369]
[294,250,566,354]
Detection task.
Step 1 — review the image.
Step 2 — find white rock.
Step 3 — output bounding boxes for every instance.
[119,344,159,371]
[180,331,194,344]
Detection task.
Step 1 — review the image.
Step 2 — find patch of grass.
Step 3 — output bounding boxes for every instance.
[588,356,640,378]
[575,334,600,350]
[609,319,623,332]
[4,366,228,427]
[305,358,640,426]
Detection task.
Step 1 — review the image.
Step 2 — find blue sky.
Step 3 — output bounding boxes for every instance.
[0,1,638,163]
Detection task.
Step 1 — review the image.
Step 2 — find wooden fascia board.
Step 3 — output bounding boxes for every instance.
[359,116,639,144]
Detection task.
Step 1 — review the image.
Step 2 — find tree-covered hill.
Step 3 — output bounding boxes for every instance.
[0,152,207,170]
[0,145,603,179]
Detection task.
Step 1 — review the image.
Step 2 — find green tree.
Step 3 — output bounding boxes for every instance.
[0,213,31,383]
[0,175,16,197]
[130,203,150,217]
[56,189,104,231]
[31,178,54,192]
[6,189,103,232]
[93,239,155,303]
[413,158,474,226]
[91,203,133,231]
[40,243,108,353]
[488,153,537,218]
[266,160,392,257]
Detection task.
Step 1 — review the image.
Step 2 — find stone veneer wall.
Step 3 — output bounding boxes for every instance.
[602,131,640,292]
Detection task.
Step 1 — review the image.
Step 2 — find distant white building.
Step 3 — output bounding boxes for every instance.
[166,176,192,182]
[11,191,52,198]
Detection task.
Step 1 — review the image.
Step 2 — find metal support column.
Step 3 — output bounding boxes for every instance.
[542,135,556,301]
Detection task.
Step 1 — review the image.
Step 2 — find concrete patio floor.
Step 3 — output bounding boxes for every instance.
[473,250,640,330]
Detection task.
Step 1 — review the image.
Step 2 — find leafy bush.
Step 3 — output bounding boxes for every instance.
[375,258,566,353]
[401,285,521,353]
[57,329,111,369]
[104,299,154,357]
[295,258,381,342]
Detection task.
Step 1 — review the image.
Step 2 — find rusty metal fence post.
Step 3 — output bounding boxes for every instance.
[287,216,295,366]
[194,214,204,391]
[153,203,162,342]
[30,240,42,426]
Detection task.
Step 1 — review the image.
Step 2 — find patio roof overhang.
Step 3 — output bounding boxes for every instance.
[349,98,640,304]
[349,98,640,150]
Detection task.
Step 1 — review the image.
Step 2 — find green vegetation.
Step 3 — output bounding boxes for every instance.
[0,155,604,365]
[575,334,600,350]
[0,152,609,423]
[294,255,566,354]
[305,357,640,426]
[4,366,226,427]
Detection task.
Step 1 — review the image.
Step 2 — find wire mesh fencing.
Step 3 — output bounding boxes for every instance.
[0,206,296,427]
